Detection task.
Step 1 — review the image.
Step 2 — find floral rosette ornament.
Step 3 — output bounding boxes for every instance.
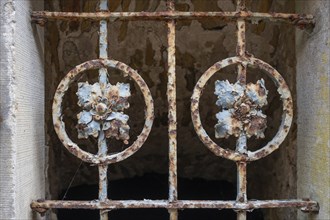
[76,81,131,144]
[214,79,268,139]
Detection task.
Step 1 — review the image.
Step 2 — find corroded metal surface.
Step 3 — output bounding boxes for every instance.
[76,82,131,142]
[166,1,178,220]
[237,161,247,220]
[191,56,293,162]
[52,59,154,165]
[98,1,109,219]
[31,199,319,212]
[32,0,319,219]
[235,5,248,218]
[31,11,315,30]
[214,79,268,139]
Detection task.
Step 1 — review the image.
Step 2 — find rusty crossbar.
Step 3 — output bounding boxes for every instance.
[31,0,319,220]
[31,199,319,212]
[31,11,314,29]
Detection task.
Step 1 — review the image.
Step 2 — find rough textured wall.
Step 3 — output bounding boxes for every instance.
[0,0,45,219]
[45,0,297,219]
[296,1,330,219]
[0,1,16,218]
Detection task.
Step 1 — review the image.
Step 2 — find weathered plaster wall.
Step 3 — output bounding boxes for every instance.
[296,1,330,219]
[0,1,16,218]
[0,0,45,219]
[45,0,297,219]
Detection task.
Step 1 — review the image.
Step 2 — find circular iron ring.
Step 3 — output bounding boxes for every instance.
[191,56,293,162]
[53,59,154,164]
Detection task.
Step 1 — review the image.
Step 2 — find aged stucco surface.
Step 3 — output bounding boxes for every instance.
[45,0,298,219]
[296,1,330,219]
[0,0,45,219]
[0,1,16,218]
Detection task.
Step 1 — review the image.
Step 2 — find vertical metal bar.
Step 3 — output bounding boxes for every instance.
[98,1,109,220]
[236,18,247,84]
[236,0,247,84]
[236,1,247,220]
[237,162,247,220]
[236,134,247,220]
[167,1,178,220]
[236,0,246,11]
[236,133,247,154]
[98,132,108,220]
[99,0,109,84]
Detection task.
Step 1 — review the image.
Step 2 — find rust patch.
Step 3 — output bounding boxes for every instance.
[31,11,314,30]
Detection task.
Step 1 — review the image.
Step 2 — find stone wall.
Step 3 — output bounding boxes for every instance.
[296,1,330,219]
[44,0,297,219]
[0,0,45,219]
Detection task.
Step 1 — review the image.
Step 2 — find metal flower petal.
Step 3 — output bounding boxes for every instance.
[215,80,245,108]
[104,120,130,143]
[245,110,267,139]
[246,79,268,107]
[215,109,242,138]
[104,82,131,112]
[103,112,130,142]
[77,111,101,139]
[106,112,129,123]
[77,110,93,124]
[77,82,102,110]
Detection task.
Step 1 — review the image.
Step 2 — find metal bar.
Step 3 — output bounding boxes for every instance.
[30,199,319,211]
[31,11,314,29]
[98,1,109,220]
[166,1,178,220]
[98,132,108,220]
[236,19,247,84]
[236,0,247,85]
[236,162,247,220]
[236,1,248,220]
[236,19,246,57]
[236,0,245,11]
[97,1,108,85]
[30,0,320,218]
[236,134,248,220]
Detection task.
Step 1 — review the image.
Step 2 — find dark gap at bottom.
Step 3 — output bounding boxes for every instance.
[57,173,264,220]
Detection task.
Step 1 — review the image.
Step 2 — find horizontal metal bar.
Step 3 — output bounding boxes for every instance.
[31,11,314,29]
[31,199,319,213]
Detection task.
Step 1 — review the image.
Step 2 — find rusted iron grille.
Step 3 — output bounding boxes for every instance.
[31,0,319,220]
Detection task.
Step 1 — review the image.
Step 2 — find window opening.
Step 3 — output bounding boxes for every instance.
[31,0,319,219]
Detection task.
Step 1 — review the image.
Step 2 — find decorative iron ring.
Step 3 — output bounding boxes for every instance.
[191,56,293,161]
[52,59,154,164]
